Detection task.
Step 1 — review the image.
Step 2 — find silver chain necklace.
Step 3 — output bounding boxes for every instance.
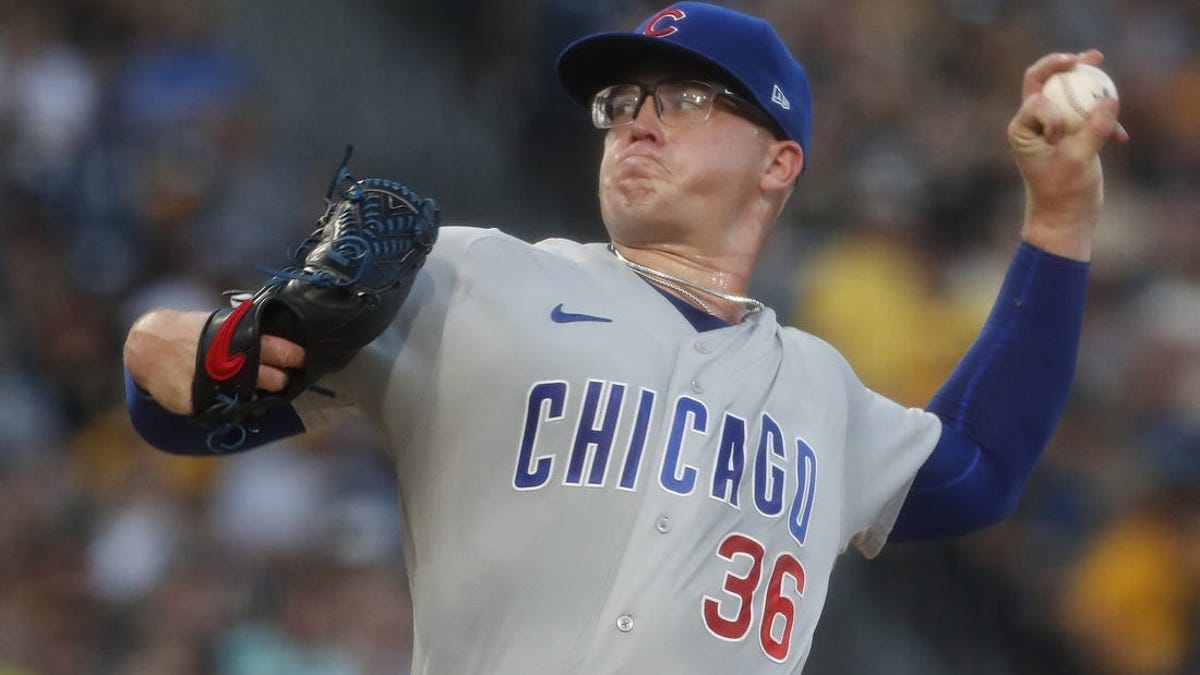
[609,245,765,318]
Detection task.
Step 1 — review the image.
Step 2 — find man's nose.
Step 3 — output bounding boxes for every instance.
[629,94,662,138]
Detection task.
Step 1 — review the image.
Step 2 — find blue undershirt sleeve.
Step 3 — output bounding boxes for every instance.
[125,366,306,455]
[890,241,1090,541]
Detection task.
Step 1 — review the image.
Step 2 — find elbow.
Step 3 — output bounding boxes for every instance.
[1000,473,1027,517]
[968,487,1023,533]
[957,469,1031,534]
[892,463,1032,541]
[988,477,1029,526]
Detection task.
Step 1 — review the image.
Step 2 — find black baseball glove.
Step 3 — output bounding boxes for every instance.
[192,147,439,450]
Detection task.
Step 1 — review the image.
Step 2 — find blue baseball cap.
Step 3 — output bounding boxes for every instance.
[557,2,812,160]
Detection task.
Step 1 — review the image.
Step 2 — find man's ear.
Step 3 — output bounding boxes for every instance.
[762,140,804,191]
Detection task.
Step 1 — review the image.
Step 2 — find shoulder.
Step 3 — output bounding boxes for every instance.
[430,226,593,255]
[429,226,612,272]
[778,324,854,367]
[774,323,870,392]
[428,226,524,258]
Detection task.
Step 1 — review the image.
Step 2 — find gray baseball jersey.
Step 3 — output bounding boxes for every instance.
[293,226,941,674]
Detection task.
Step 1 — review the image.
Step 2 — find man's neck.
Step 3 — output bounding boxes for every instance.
[610,243,760,324]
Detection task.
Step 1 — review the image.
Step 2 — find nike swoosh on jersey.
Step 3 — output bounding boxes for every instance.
[551,303,612,324]
[205,299,254,381]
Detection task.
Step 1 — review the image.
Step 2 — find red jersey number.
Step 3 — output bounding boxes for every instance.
[701,533,806,663]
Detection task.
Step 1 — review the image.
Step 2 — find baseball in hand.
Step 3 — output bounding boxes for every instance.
[1041,63,1118,132]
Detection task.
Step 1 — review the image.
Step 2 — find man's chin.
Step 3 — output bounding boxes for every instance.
[601,178,667,216]
[603,202,661,235]
[602,208,694,246]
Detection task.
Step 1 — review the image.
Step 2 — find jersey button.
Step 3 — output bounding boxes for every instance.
[616,614,634,632]
[694,341,711,354]
[655,516,671,533]
[690,379,703,394]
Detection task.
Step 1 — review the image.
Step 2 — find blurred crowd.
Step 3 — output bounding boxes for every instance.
[0,0,1196,673]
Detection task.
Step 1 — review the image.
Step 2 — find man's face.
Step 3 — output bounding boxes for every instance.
[597,65,778,248]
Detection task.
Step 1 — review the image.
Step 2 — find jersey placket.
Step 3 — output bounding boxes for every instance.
[576,312,781,669]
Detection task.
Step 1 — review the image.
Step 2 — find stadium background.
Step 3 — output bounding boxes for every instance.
[0,0,1196,673]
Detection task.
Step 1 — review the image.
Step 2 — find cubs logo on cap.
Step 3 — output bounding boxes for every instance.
[642,7,687,36]
[556,1,813,166]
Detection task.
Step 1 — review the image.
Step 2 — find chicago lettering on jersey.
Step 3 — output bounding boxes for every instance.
[513,378,818,548]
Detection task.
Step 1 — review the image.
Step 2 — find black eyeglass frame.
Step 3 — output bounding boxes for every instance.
[590,79,787,141]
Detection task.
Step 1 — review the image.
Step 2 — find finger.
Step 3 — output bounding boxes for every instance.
[1011,92,1070,146]
[256,364,290,393]
[1076,48,1104,67]
[1022,52,1078,99]
[1113,121,1130,144]
[1080,96,1126,152]
[1094,95,1130,144]
[1021,50,1103,99]
[260,334,306,369]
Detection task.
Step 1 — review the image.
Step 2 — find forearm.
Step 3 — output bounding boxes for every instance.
[892,242,1089,540]
[932,242,1088,454]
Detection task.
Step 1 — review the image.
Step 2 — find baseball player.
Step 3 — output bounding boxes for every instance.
[123,2,1127,673]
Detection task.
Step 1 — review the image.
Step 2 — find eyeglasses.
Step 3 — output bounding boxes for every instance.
[591,79,783,138]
